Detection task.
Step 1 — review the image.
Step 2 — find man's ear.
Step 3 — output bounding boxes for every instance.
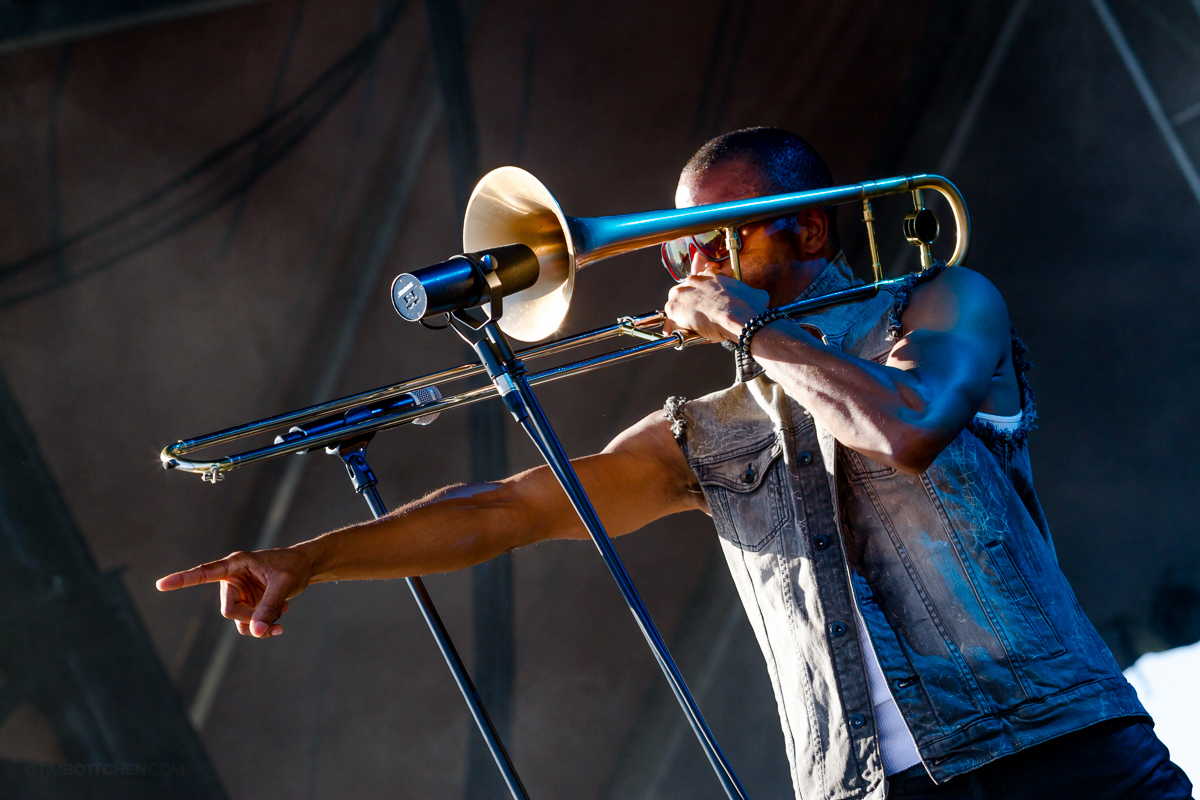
[797,208,829,256]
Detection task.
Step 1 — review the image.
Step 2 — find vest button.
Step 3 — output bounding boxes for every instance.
[850,714,866,729]
[798,450,813,466]
[813,534,830,551]
[741,465,756,483]
[829,621,847,638]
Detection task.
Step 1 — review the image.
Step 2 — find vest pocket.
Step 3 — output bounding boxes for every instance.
[984,539,1066,660]
[695,436,790,552]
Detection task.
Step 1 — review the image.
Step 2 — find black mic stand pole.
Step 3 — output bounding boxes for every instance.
[448,312,751,800]
[331,435,529,800]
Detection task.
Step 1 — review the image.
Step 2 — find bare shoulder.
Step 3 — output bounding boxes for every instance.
[603,410,703,505]
[900,266,1010,338]
[604,410,688,466]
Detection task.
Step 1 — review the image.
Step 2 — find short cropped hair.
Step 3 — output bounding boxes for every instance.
[682,127,839,250]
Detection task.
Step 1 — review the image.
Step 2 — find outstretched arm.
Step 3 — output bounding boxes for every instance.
[664,264,1017,473]
[156,411,700,637]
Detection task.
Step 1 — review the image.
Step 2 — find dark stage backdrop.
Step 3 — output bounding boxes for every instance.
[0,1,1196,798]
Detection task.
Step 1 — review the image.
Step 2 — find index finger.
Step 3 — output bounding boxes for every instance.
[156,559,234,592]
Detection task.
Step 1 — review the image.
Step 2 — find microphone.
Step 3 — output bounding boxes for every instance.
[391,243,539,322]
[274,385,443,454]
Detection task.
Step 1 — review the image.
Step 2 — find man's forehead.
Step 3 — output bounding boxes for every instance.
[675,158,765,208]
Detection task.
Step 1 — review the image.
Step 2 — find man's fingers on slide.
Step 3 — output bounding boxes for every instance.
[155,557,234,591]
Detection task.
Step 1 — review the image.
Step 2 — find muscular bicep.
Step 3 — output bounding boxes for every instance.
[884,268,1012,441]
[503,411,705,543]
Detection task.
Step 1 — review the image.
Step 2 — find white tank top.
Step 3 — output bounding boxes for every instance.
[856,409,1023,775]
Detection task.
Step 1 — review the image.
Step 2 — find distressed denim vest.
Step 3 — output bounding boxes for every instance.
[665,258,1145,800]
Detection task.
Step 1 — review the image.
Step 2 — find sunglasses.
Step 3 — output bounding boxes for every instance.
[660,227,743,282]
[659,215,801,282]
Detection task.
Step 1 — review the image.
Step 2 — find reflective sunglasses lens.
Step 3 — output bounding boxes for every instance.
[661,240,691,281]
[691,228,728,261]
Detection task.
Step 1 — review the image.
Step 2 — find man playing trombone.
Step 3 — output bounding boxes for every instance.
[159,128,1192,799]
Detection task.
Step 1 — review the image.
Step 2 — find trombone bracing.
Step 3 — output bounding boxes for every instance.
[160,168,969,800]
[162,169,968,479]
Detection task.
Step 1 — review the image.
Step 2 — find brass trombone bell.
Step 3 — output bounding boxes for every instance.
[462,167,970,342]
[463,167,577,343]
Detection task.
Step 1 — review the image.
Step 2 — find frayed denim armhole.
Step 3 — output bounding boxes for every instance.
[664,396,690,448]
[967,328,1039,448]
[886,261,949,341]
[887,263,1039,448]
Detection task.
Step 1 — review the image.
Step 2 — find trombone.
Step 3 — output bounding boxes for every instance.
[162,168,968,481]
[161,167,969,800]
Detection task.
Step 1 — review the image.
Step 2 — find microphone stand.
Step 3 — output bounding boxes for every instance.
[331,435,529,800]
[448,310,751,800]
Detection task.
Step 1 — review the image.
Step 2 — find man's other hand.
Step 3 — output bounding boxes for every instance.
[153,408,706,637]
[156,547,313,638]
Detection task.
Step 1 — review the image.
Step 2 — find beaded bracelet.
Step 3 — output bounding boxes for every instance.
[735,307,789,373]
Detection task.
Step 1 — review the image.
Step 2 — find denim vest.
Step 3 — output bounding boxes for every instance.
[665,259,1145,800]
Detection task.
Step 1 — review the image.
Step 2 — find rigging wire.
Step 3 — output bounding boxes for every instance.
[218,0,310,256]
[0,0,408,310]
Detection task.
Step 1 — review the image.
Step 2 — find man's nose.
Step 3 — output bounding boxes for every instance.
[689,248,717,277]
